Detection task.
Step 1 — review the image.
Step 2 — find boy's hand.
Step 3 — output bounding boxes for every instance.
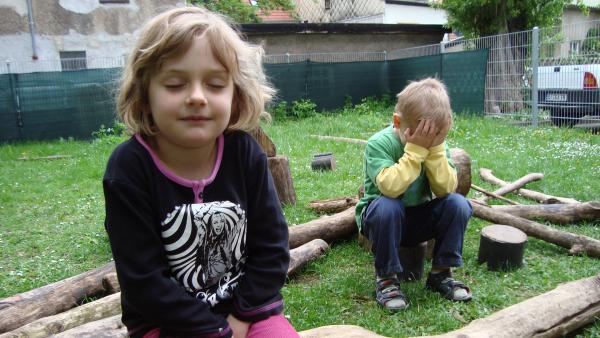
[404,119,436,149]
[431,119,451,148]
[227,314,250,338]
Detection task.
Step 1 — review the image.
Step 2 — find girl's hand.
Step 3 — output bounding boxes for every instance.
[227,314,250,338]
[404,119,436,149]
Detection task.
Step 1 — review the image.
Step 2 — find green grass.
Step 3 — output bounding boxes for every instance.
[1,101,599,337]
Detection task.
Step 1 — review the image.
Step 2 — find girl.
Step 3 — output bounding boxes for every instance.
[103,6,297,338]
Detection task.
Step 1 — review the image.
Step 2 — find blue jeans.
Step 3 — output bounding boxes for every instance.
[362,193,472,276]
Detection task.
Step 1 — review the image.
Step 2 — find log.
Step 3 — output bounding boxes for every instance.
[491,201,600,225]
[267,155,297,205]
[419,273,600,338]
[471,202,600,257]
[483,173,544,202]
[358,233,426,281]
[53,315,126,338]
[480,168,579,204]
[249,126,276,157]
[0,293,121,338]
[449,148,471,197]
[307,196,359,214]
[0,262,118,333]
[289,207,357,249]
[288,239,330,276]
[471,184,520,205]
[311,153,336,171]
[299,325,386,338]
[17,155,71,161]
[477,224,527,271]
[309,135,368,146]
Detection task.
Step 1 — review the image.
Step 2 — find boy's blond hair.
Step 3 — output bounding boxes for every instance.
[117,6,275,136]
[395,78,452,131]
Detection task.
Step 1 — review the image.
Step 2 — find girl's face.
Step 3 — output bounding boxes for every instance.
[147,34,235,149]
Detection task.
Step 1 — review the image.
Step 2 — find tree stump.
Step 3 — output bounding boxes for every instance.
[311,153,336,171]
[358,233,425,281]
[478,224,527,271]
[267,155,297,205]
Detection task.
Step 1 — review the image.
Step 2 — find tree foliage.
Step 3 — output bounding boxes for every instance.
[435,0,588,37]
[189,0,294,23]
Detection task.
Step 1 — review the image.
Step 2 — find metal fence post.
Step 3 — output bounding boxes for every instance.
[531,27,539,127]
[6,60,24,140]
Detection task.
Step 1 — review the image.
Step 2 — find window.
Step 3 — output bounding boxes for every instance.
[99,0,129,3]
[60,51,87,71]
[569,40,581,55]
[324,0,331,10]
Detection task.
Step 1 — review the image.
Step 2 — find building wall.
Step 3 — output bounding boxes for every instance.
[557,7,600,58]
[0,0,184,72]
[383,3,447,25]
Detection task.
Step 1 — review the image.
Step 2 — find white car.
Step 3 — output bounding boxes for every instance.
[537,63,600,126]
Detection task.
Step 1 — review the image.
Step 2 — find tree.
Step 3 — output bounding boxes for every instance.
[435,0,587,38]
[189,0,294,23]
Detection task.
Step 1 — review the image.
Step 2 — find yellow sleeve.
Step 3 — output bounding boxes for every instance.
[425,143,457,197]
[376,142,428,198]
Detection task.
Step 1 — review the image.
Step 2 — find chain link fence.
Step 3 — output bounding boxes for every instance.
[292,0,384,23]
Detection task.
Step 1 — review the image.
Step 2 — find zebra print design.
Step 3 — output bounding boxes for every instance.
[161,201,247,307]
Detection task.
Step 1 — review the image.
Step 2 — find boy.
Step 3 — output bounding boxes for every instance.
[355,78,472,311]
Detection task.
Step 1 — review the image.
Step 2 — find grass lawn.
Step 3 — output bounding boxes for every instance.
[1,99,599,337]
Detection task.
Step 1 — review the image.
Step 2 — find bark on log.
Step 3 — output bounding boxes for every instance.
[471,202,600,257]
[0,293,121,338]
[307,196,359,214]
[480,168,579,204]
[299,325,387,338]
[311,153,336,171]
[419,273,600,338]
[491,202,600,225]
[249,126,276,157]
[288,239,330,276]
[53,315,126,338]
[477,224,527,271]
[0,262,118,333]
[289,207,357,249]
[267,155,297,205]
[483,173,544,202]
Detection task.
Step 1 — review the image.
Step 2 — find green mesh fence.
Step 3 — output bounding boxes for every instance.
[0,49,488,142]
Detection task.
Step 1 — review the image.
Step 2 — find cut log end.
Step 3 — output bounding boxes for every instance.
[311,153,336,171]
[478,224,527,271]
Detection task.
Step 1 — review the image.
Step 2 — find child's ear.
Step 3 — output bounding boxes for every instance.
[393,112,401,129]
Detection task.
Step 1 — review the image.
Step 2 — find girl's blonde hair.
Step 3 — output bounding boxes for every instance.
[117,6,275,136]
[395,78,452,130]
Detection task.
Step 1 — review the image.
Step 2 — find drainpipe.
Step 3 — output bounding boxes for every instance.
[26,0,38,60]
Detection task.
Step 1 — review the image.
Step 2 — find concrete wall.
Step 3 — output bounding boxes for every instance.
[0,0,184,72]
[246,31,444,55]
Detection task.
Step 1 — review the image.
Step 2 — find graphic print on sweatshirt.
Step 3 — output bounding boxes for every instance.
[161,201,247,306]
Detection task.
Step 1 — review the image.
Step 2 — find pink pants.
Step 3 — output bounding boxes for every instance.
[143,314,299,338]
[247,313,299,338]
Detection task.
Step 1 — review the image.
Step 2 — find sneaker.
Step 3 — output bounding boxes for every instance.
[425,271,472,302]
[376,277,409,311]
